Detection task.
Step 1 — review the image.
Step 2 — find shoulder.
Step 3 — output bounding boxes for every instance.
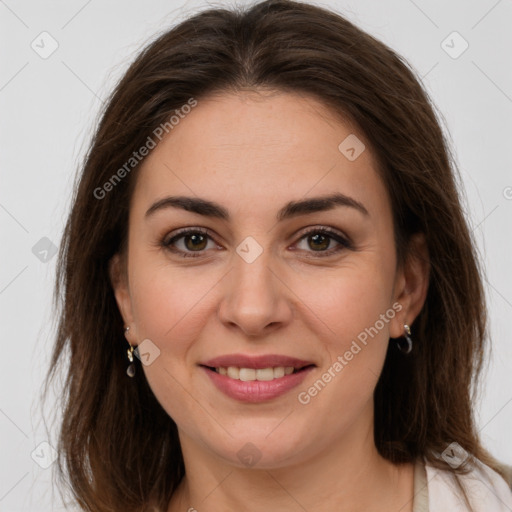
[497,462,512,490]
[425,458,512,511]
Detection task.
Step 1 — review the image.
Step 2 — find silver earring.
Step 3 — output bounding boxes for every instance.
[124,326,136,377]
[396,324,413,354]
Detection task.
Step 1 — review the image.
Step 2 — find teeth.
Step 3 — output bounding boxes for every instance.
[227,366,239,379]
[274,366,285,378]
[239,368,256,381]
[255,368,274,381]
[217,366,297,381]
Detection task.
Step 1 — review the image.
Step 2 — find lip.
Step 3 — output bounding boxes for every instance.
[199,353,317,404]
[200,353,315,369]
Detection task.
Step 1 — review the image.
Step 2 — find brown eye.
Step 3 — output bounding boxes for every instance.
[162,228,217,258]
[183,233,208,251]
[294,227,352,257]
[307,232,330,251]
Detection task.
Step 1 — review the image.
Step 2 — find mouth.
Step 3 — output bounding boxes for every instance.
[200,364,315,381]
[198,354,317,403]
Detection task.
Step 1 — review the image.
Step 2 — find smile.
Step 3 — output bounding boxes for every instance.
[210,365,309,381]
[199,354,316,402]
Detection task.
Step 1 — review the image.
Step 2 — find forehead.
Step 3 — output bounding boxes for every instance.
[133,91,388,220]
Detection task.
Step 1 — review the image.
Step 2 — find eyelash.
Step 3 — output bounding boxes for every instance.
[161,226,352,259]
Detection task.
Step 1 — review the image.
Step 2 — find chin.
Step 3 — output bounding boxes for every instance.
[207,428,310,470]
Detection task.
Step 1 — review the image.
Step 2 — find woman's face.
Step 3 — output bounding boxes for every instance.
[111,90,418,468]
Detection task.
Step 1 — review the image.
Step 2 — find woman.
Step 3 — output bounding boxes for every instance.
[44,1,512,511]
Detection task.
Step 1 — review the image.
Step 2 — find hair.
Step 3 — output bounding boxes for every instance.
[42,1,505,511]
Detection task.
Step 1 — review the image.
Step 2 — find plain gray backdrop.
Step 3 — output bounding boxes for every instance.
[1,1,511,510]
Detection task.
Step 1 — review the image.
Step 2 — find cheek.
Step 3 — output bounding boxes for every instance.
[294,260,395,351]
[291,260,396,413]
[127,261,217,426]
[130,264,211,350]
[291,270,394,430]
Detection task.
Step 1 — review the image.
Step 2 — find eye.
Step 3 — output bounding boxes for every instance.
[293,227,352,257]
[161,226,352,259]
[161,228,219,258]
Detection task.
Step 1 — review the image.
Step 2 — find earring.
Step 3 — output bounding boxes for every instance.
[396,324,413,354]
[124,326,136,377]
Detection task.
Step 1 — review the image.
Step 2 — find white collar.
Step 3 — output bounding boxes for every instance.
[425,457,512,511]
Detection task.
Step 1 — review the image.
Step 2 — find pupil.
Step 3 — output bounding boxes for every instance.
[186,233,207,251]
[310,233,328,251]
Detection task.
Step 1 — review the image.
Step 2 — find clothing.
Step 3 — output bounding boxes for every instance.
[412,458,428,512]
[412,456,512,511]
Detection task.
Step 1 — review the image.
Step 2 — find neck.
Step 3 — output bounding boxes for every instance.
[167,405,414,512]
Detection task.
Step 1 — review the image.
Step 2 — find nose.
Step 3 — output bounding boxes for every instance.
[218,248,293,338]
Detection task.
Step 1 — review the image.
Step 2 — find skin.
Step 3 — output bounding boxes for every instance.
[109,90,429,512]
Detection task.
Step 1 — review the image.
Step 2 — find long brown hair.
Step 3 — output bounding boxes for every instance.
[42,1,503,510]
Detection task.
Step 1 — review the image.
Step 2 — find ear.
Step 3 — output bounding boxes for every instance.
[109,252,138,345]
[389,232,430,339]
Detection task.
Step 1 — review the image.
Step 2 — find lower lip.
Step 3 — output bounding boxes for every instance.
[201,365,315,403]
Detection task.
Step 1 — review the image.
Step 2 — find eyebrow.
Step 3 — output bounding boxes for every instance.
[145,192,369,221]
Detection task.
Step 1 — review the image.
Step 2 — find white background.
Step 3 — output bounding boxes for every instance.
[1,0,511,510]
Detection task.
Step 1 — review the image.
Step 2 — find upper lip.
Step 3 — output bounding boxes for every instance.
[200,353,316,369]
